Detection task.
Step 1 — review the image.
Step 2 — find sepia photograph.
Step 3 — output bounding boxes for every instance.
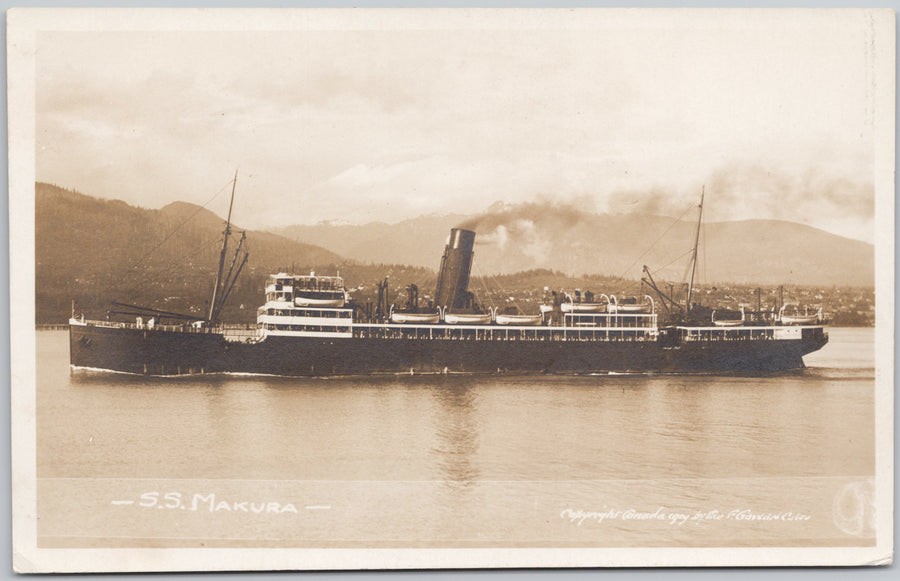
[8,7,894,572]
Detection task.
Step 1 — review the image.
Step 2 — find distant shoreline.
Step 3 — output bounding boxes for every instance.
[36,322,876,331]
[36,324,71,331]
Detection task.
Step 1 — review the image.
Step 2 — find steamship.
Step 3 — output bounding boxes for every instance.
[69,185,828,376]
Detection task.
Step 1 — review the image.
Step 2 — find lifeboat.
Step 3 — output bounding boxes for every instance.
[295,296,346,307]
[561,302,607,313]
[391,312,440,324]
[495,314,544,326]
[712,307,744,327]
[781,314,819,325]
[607,295,654,314]
[610,303,651,314]
[294,289,347,307]
[444,313,492,325]
[779,305,821,326]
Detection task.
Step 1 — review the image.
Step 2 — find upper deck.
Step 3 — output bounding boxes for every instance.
[265,272,344,292]
[265,272,348,306]
[255,302,662,341]
[252,273,826,344]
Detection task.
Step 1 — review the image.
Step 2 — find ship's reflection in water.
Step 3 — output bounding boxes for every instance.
[428,378,481,490]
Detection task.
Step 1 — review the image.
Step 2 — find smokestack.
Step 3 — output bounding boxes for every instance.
[434,228,476,311]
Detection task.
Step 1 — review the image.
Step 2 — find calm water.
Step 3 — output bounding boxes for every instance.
[36,328,876,548]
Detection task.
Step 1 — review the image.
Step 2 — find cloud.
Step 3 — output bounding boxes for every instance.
[604,161,874,242]
[706,164,874,221]
[33,20,878,244]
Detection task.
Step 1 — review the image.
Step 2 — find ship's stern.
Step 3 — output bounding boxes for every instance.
[800,326,829,357]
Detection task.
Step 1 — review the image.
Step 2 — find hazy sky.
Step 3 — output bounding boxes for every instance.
[35,10,882,242]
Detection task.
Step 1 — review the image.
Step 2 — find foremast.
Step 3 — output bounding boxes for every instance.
[207,170,248,326]
[686,185,704,311]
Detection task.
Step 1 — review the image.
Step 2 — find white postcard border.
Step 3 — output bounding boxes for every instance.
[8,7,895,572]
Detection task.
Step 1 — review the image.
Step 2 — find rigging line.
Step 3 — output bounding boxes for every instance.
[616,204,696,281]
[640,250,694,304]
[484,268,526,314]
[120,236,222,284]
[473,262,522,314]
[680,245,696,286]
[405,267,433,293]
[488,273,518,313]
[123,228,245,284]
[702,219,708,289]
[112,237,227,299]
[656,247,696,274]
[125,178,237,272]
[471,260,498,311]
[495,272,533,315]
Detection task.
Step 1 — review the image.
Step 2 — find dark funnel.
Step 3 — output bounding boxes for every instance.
[434,229,476,311]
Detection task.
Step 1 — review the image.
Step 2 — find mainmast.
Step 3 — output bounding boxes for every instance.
[685,185,704,312]
[207,170,238,324]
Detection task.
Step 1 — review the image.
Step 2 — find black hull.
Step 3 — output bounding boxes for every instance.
[69,324,828,377]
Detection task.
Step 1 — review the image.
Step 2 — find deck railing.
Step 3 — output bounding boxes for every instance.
[72,319,258,335]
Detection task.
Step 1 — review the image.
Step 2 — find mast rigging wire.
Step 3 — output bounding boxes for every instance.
[617,203,696,283]
[125,177,237,273]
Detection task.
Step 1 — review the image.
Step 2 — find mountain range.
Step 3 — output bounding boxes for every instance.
[36,183,428,323]
[276,202,874,287]
[35,182,873,322]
